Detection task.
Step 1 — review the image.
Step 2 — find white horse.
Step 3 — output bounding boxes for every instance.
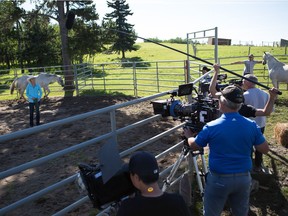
[10,73,64,99]
[262,52,288,89]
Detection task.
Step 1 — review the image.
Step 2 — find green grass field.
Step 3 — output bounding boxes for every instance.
[90,42,288,91]
[91,42,288,63]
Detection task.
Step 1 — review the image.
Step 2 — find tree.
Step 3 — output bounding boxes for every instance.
[21,16,61,67]
[105,0,137,59]
[0,0,104,94]
[0,0,25,69]
[29,0,100,96]
[69,20,103,63]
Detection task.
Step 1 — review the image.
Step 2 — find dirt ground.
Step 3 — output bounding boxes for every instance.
[0,96,287,216]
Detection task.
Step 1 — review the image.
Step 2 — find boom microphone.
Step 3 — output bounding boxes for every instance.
[66,11,75,30]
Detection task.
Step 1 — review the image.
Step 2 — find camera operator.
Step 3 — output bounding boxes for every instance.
[209,64,278,118]
[184,82,269,215]
[242,74,272,172]
[201,66,212,83]
[116,151,191,216]
[199,66,212,96]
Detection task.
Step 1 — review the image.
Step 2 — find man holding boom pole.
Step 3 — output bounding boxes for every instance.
[209,64,278,118]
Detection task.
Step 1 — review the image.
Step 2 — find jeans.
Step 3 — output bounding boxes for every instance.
[204,172,251,216]
[254,127,265,167]
[29,102,40,127]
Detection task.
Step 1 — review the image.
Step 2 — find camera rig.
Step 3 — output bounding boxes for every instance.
[152,82,220,133]
[200,73,243,95]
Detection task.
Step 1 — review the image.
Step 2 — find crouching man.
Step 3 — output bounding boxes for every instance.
[116,151,191,216]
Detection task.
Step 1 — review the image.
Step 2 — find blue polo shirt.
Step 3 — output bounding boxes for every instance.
[195,112,265,174]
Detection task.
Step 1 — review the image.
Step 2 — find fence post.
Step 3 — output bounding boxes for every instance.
[185,60,193,103]
[185,60,190,84]
[214,26,218,63]
[73,65,79,96]
[102,64,106,91]
[89,63,94,90]
[156,62,160,93]
[133,62,137,97]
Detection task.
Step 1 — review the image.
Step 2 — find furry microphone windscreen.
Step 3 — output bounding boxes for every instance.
[66,11,75,30]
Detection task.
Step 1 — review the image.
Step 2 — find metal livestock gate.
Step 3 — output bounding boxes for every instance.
[2,56,288,101]
[0,88,198,215]
[1,57,288,215]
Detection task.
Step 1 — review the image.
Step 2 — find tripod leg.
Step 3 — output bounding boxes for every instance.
[179,172,192,206]
[192,155,204,197]
[162,148,189,192]
[189,151,208,215]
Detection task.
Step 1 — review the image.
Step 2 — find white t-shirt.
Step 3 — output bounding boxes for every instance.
[243,60,258,75]
[244,88,270,128]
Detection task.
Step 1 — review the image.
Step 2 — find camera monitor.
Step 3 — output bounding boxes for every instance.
[177,83,193,96]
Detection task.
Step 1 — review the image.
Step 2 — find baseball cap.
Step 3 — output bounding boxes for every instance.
[202,66,210,71]
[248,54,254,57]
[129,151,159,183]
[244,74,258,82]
[216,85,244,103]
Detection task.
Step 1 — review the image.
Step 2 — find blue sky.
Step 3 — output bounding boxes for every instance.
[95,0,288,45]
[23,0,288,46]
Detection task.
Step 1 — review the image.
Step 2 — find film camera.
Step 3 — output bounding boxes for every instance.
[200,73,242,94]
[200,73,227,94]
[152,83,220,132]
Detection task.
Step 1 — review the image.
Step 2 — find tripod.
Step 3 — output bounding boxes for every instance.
[162,139,208,201]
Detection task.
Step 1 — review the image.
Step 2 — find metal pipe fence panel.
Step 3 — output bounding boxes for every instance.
[1,56,288,100]
[1,55,288,215]
[0,90,187,215]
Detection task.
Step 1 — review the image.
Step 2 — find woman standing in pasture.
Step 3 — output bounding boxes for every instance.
[26,76,43,127]
[231,54,262,75]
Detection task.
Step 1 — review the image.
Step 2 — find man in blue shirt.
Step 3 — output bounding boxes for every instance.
[184,73,269,215]
[26,76,42,127]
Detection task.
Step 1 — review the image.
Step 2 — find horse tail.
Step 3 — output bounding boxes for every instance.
[10,78,17,95]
